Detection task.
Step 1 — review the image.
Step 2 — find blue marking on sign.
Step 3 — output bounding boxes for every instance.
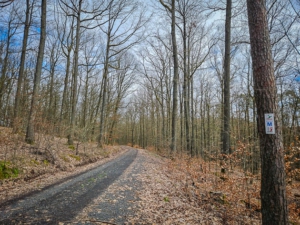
[267,122,272,126]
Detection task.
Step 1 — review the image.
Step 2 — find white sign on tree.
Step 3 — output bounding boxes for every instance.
[265,113,275,134]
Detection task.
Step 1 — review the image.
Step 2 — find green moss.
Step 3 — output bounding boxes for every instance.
[0,161,19,179]
[12,168,19,175]
[68,145,75,150]
[43,159,49,166]
[163,196,170,202]
[31,159,40,165]
[69,154,81,161]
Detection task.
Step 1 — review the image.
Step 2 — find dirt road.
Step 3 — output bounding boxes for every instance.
[0,148,143,224]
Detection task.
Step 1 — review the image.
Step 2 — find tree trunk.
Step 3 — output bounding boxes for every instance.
[13,0,33,133]
[68,0,82,145]
[247,0,288,224]
[222,0,232,155]
[160,77,166,146]
[108,98,121,143]
[48,43,59,124]
[170,0,179,153]
[182,13,190,153]
[190,75,196,156]
[59,16,75,129]
[160,0,179,153]
[60,47,71,125]
[81,67,89,128]
[97,37,110,148]
[25,0,47,144]
[59,50,71,122]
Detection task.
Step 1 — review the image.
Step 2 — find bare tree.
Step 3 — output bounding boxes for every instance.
[25,0,47,143]
[45,35,61,123]
[59,0,109,145]
[107,53,136,144]
[176,0,215,155]
[139,34,173,150]
[97,0,147,147]
[159,0,179,153]
[65,0,81,145]
[13,0,34,133]
[247,0,288,223]
[0,4,19,121]
[55,4,75,129]
[222,0,232,155]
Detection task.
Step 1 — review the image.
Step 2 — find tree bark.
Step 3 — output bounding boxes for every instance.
[48,41,59,123]
[25,0,47,143]
[68,0,82,145]
[182,9,190,154]
[58,15,75,128]
[222,0,232,155]
[247,0,288,224]
[97,36,110,147]
[170,0,179,153]
[159,0,179,153]
[13,0,33,133]
[60,46,72,125]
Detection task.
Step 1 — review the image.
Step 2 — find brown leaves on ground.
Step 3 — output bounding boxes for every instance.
[132,150,300,225]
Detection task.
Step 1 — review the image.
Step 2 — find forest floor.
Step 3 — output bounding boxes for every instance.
[130,150,300,224]
[0,126,300,224]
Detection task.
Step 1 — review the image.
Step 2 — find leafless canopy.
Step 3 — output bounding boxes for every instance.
[0,0,13,8]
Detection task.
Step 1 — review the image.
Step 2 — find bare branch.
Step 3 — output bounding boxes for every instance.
[159,0,172,12]
[0,0,13,8]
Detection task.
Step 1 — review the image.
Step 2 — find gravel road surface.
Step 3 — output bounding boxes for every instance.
[0,148,143,225]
